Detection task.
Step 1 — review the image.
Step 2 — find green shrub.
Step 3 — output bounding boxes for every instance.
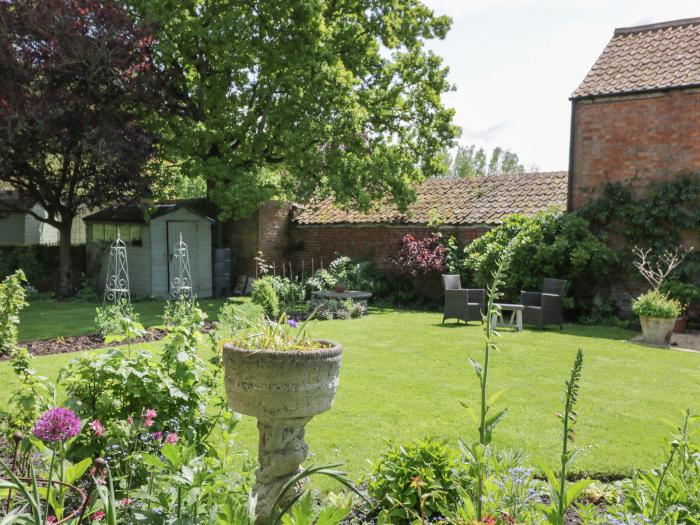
[251,276,279,318]
[463,211,618,316]
[632,290,682,319]
[0,269,27,356]
[660,280,700,310]
[368,437,461,521]
[94,300,140,337]
[163,296,206,329]
[216,301,264,337]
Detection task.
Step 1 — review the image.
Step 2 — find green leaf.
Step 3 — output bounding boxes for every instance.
[564,479,594,509]
[65,457,92,485]
[142,454,168,470]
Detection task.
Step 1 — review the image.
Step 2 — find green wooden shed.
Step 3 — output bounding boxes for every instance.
[83,203,214,298]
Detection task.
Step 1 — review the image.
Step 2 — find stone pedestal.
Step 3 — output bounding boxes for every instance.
[253,417,311,520]
[222,341,342,524]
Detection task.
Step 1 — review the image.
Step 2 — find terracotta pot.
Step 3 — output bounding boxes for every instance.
[639,316,676,345]
[673,314,688,334]
[222,341,342,524]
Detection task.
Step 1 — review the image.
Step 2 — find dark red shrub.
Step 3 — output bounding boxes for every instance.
[390,233,446,277]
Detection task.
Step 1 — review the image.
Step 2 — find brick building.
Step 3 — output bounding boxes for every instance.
[568,17,700,210]
[230,172,567,276]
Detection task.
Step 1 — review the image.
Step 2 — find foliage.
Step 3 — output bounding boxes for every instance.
[315,298,366,321]
[94,300,142,338]
[125,0,458,220]
[216,301,265,340]
[390,233,446,277]
[162,296,207,329]
[227,311,325,352]
[368,437,461,522]
[612,411,699,524]
[0,0,163,296]
[0,270,28,357]
[661,280,700,311]
[539,349,593,524]
[632,290,682,319]
[579,175,700,252]
[445,144,526,178]
[463,211,618,315]
[265,276,308,314]
[306,256,382,295]
[251,277,281,319]
[60,313,216,449]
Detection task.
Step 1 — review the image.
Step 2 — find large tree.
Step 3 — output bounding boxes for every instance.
[0,1,161,296]
[447,144,527,178]
[127,0,459,219]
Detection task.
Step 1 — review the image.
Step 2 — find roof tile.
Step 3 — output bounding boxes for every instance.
[293,172,568,226]
[573,18,700,98]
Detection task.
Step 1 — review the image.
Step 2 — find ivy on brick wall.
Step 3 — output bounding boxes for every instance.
[578,174,700,283]
[578,174,700,249]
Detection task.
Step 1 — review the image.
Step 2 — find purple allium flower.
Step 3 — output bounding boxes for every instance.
[33,408,81,442]
[151,431,163,441]
[287,319,299,328]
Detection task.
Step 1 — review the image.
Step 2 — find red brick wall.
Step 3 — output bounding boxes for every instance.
[286,224,488,272]
[571,88,700,209]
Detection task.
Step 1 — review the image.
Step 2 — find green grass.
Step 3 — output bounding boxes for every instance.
[18,298,231,341]
[4,303,700,483]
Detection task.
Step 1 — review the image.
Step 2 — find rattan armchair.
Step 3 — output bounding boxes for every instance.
[521,278,567,329]
[442,274,485,325]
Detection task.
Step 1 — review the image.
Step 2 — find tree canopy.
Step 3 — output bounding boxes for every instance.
[445,144,527,177]
[0,0,163,295]
[127,0,459,218]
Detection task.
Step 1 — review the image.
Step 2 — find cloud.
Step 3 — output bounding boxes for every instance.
[461,121,513,142]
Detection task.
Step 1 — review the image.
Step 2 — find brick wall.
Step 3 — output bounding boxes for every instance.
[286,224,489,272]
[571,88,700,209]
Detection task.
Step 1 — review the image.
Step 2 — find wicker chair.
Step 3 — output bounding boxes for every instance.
[521,278,567,329]
[442,274,485,325]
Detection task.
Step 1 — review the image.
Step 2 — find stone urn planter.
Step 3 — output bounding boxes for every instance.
[222,340,342,523]
[640,316,676,345]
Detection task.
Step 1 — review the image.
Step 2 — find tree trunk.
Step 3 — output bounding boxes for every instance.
[58,220,74,298]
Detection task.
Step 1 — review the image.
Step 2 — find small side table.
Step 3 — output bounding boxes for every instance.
[492,303,524,332]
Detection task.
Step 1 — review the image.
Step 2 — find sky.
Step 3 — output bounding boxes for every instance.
[422,0,699,171]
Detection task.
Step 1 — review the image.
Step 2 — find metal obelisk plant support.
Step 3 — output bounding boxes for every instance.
[170,233,193,300]
[103,229,131,312]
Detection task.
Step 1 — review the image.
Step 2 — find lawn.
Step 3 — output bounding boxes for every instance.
[18,298,230,341]
[4,302,700,483]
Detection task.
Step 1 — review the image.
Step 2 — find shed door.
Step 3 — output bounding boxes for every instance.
[167,221,198,297]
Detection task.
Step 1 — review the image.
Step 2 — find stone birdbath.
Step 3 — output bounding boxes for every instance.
[222,340,342,523]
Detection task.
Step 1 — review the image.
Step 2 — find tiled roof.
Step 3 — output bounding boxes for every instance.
[573,17,700,99]
[293,172,568,226]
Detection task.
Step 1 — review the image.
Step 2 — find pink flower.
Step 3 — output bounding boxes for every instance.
[165,432,178,445]
[90,510,105,521]
[127,416,134,425]
[143,418,154,428]
[89,420,105,437]
[46,517,57,524]
[143,409,157,420]
[33,408,81,442]
[119,498,132,507]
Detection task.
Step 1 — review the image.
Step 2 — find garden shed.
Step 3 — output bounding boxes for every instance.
[83,203,214,299]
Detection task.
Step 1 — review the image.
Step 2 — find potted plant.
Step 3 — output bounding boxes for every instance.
[661,280,700,333]
[632,246,693,345]
[632,290,682,345]
[222,313,342,524]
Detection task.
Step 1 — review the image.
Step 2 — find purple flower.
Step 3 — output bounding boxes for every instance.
[33,408,81,442]
[287,319,299,328]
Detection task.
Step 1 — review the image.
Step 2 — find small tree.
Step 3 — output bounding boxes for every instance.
[0,1,163,296]
[632,246,693,290]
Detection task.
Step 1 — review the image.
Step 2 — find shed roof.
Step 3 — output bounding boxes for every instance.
[572,17,700,99]
[293,171,568,226]
[83,202,214,224]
